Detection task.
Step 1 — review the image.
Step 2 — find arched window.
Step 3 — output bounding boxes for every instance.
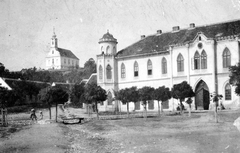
[147,59,152,75]
[225,83,231,100]
[177,54,184,72]
[99,65,103,80]
[134,61,139,77]
[223,48,231,68]
[162,57,167,74]
[101,46,104,54]
[106,46,110,54]
[121,63,126,78]
[106,64,112,79]
[194,51,200,69]
[201,50,207,69]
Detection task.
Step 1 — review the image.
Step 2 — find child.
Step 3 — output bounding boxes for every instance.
[39,111,43,120]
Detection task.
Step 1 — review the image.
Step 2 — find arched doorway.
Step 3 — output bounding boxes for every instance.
[195,80,210,110]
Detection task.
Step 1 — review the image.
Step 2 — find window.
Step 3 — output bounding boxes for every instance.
[201,50,207,69]
[147,59,152,75]
[64,59,66,64]
[194,51,200,69]
[106,46,110,54]
[99,65,103,80]
[223,48,231,68]
[52,51,54,54]
[225,83,231,100]
[68,59,70,64]
[52,59,54,64]
[134,61,139,77]
[162,57,167,74]
[106,64,112,79]
[177,54,184,72]
[121,63,125,78]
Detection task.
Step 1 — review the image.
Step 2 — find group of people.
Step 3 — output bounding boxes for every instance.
[30,108,43,121]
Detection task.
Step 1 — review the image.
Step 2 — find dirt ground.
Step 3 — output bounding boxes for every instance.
[1,108,240,153]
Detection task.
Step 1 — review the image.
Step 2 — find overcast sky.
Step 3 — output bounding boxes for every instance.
[1,0,240,71]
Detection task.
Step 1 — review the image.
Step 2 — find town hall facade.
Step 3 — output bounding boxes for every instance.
[96,20,240,112]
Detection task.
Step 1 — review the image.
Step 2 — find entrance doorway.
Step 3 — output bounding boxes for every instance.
[195,80,210,110]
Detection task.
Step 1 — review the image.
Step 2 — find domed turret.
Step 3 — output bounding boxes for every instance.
[99,30,118,44]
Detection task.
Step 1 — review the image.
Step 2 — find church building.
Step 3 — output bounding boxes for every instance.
[96,20,240,112]
[46,31,79,70]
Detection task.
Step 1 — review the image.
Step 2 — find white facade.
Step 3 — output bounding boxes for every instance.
[46,32,79,70]
[96,20,240,112]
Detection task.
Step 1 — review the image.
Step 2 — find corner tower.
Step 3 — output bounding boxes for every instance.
[97,31,118,95]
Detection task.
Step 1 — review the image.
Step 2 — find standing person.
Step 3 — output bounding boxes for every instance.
[30,108,37,121]
[39,111,43,120]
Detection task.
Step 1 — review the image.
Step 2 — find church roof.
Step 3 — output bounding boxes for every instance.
[57,48,79,60]
[116,19,240,58]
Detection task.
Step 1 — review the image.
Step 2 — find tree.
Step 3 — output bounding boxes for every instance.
[48,86,69,122]
[38,86,68,121]
[70,84,85,107]
[210,93,223,123]
[83,58,96,79]
[84,83,107,119]
[115,88,130,117]
[172,81,195,114]
[229,63,240,94]
[154,86,172,117]
[138,86,154,118]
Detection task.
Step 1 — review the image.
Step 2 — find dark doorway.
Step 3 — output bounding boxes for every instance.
[195,80,210,110]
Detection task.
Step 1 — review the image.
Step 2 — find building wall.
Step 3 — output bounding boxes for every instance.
[97,34,240,112]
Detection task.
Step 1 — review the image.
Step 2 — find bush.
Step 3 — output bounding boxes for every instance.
[7,105,30,113]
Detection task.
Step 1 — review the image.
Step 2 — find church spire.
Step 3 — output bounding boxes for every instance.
[51,27,58,48]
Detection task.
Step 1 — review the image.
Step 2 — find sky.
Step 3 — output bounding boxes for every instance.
[0,0,240,71]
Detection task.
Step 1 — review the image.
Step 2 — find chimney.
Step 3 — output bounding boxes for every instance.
[172,26,180,32]
[189,23,195,28]
[141,35,145,39]
[157,30,162,35]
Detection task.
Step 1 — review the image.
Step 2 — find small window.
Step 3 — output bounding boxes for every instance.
[194,51,200,69]
[223,48,231,68]
[99,65,103,80]
[134,61,139,77]
[225,83,231,100]
[201,50,207,69]
[52,59,54,64]
[68,59,70,64]
[162,57,167,74]
[106,46,110,54]
[177,54,184,72]
[64,59,66,64]
[199,36,201,41]
[52,51,54,54]
[121,63,126,78]
[147,59,152,75]
[106,64,112,79]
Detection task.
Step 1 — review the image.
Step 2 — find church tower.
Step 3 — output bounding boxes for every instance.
[51,28,58,48]
[97,31,118,98]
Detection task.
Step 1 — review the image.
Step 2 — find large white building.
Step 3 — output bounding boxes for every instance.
[46,31,79,70]
[96,20,240,112]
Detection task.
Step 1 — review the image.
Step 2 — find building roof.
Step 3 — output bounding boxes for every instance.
[116,19,240,58]
[57,48,79,60]
[99,31,117,43]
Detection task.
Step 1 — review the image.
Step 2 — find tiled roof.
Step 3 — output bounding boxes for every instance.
[117,20,240,58]
[57,48,79,60]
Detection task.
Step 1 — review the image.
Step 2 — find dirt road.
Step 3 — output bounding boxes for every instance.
[1,108,240,153]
